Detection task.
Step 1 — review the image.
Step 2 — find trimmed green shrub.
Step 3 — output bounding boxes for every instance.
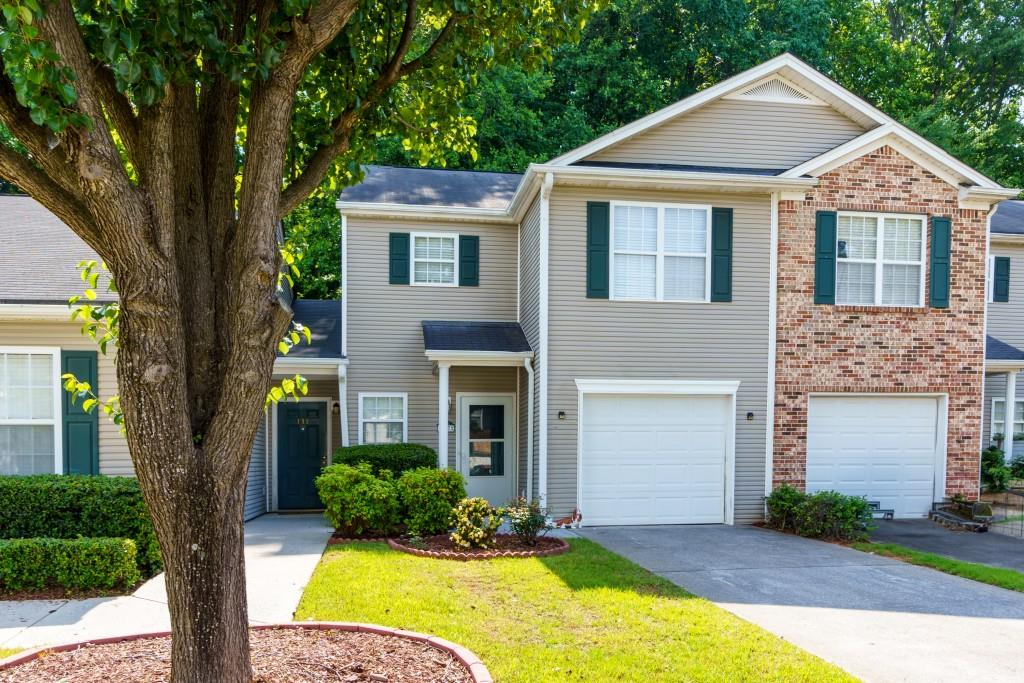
[450,497,504,549]
[982,446,1011,492]
[396,468,466,536]
[1011,454,1024,480]
[0,475,160,575]
[316,463,400,536]
[506,497,551,546]
[765,486,874,541]
[332,443,437,476]
[0,537,140,592]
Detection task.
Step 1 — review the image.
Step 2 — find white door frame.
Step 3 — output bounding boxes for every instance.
[574,379,741,526]
[270,396,332,512]
[807,392,948,507]
[455,392,518,500]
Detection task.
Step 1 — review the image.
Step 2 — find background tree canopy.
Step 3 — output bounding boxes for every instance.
[292,0,1023,300]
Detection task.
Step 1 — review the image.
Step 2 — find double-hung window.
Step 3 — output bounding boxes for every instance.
[358,393,408,444]
[610,202,711,301]
[411,233,458,286]
[836,212,926,306]
[992,398,1024,440]
[0,348,61,475]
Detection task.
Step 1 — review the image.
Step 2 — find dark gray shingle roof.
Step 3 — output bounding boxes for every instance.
[0,195,102,304]
[339,165,522,209]
[284,300,343,359]
[992,200,1024,235]
[571,161,789,176]
[987,335,1024,362]
[422,321,532,353]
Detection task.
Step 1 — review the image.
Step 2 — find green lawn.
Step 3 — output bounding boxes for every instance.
[0,648,21,660]
[853,542,1024,593]
[297,540,852,682]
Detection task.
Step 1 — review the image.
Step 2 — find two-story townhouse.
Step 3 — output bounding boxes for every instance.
[338,53,1018,525]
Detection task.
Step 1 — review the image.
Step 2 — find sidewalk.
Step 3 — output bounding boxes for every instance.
[0,514,331,649]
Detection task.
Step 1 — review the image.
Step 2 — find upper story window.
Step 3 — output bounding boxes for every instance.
[836,212,926,307]
[412,232,458,286]
[358,392,407,444]
[610,202,711,302]
[0,349,60,475]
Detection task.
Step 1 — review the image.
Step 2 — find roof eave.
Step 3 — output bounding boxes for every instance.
[986,359,1024,373]
[335,201,516,224]
[534,163,818,193]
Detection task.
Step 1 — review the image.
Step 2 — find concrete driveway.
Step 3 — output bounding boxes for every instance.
[577,525,1024,683]
[0,514,331,650]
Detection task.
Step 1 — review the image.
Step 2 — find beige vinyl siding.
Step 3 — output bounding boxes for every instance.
[987,243,1024,349]
[585,98,865,170]
[0,319,130,476]
[545,187,772,523]
[518,197,542,498]
[344,216,519,461]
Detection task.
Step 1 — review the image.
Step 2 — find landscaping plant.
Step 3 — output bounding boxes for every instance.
[395,467,465,536]
[981,446,1011,492]
[334,443,437,477]
[0,537,140,592]
[765,486,874,541]
[764,485,805,534]
[315,463,400,537]
[1010,454,1024,480]
[505,497,551,546]
[450,498,504,549]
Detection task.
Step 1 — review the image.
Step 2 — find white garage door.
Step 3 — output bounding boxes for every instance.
[580,394,730,525]
[807,396,940,517]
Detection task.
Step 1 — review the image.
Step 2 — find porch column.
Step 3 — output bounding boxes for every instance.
[437,362,450,469]
[1005,371,1017,461]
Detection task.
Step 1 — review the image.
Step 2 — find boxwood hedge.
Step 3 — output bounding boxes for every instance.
[0,537,140,592]
[332,443,437,476]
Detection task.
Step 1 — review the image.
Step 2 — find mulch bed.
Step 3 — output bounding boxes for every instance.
[327,533,392,546]
[0,627,476,683]
[388,534,570,560]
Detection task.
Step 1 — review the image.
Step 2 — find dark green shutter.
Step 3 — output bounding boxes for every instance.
[710,208,733,302]
[929,216,952,308]
[388,233,410,284]
[814,211,838,304]
[586,202,610,299]
[459,235,479,286]
[994,255,1011,303]
[61,350,98,475]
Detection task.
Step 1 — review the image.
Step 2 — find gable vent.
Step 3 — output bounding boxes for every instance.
[727,76,823,105]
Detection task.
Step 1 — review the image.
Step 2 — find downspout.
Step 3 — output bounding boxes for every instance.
[524,356,535,500]
[338,364,349,447]
[765,191,779,503]
[981,205,995,491]
[538,172,553,505]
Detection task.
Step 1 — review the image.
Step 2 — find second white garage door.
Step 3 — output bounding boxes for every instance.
[807,396,941,518]
[580,394,730,525]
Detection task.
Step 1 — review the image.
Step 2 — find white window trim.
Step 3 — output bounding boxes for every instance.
[357,392,408,445]
[987,255,995,303]
[410,231,459,287]
[836,211,927,307]
[609,200,712,303]
[0,346,63,475]
[991,397,1024,440]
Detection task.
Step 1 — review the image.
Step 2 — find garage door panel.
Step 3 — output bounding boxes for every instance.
[808,396,938,518]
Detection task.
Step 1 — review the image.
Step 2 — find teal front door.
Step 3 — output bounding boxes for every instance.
[278,402,328,509]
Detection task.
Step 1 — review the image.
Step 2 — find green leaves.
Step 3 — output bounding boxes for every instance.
[265,373,309,408]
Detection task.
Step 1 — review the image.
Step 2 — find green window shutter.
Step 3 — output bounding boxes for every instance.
[586,202,610,299]
[814,211,838,305]
[459,235,479,286]
[710,208,733,302]
[929,216,952,308]
[389,233,410,285]
[61,350,99,475]
[994,255,1011,303]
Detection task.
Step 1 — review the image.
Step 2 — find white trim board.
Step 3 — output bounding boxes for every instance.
[356,391,409,445]
[0,346,63,475]
[455,391,518,501]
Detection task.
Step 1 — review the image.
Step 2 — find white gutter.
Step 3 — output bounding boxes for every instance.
[531,163,819,192]
[338,363,349,447]
[0,304,73,321]
[523,357,535,501]
[274,356,347,376]
[336,201,515,224]
[538,172,553,505]
[765,191,779,499]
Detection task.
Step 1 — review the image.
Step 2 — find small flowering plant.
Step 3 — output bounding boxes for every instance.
[449,497,505,549]
[505,497,552,546]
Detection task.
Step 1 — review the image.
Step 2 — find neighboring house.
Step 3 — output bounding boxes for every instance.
[983,200,1024,459]
[337,53,1018,525]
[0,194,345,520]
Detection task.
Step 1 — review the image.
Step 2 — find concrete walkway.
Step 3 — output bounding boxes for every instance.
[577,524,1024,683]
[871,519,1024,572]
[0,514,331,650]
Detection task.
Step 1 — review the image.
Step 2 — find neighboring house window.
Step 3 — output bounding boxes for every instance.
[610,202,711,301]
[836,212,926,306]
[0,349,60,475]
[358,393,408,444]
[992,398,1024,440]
[411,233,458,286]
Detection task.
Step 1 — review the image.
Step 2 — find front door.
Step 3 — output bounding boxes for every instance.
[458,395,516,506]
[278,401,327,510]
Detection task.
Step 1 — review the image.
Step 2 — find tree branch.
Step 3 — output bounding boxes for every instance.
[92,61,142,170]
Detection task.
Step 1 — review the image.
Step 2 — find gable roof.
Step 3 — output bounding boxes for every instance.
[339,165,521,209]
[992,200,1024,235]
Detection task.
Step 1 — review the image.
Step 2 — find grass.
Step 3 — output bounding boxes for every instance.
[0,648,21,660]
[994,514,1024,525]
[853,542,1024,593]
[297,540,852,682]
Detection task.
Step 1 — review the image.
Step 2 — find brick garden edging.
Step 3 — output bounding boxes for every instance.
[387,535,570,561]
[0,622,494,683]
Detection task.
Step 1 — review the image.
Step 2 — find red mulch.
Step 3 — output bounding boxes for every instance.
[388,534,570,560]
[0,628,473,682]
[417,534,561,553]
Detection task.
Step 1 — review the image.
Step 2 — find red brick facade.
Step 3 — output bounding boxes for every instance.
[773,145,987,498]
